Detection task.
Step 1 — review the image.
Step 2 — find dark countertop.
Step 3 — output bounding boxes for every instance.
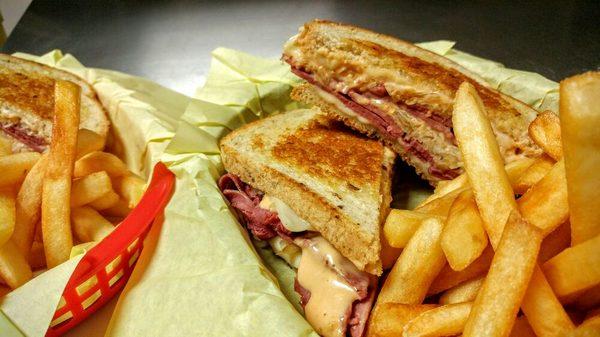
[3,0,599,95]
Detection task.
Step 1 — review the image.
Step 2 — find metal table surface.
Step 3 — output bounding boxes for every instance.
[3,0,599,96]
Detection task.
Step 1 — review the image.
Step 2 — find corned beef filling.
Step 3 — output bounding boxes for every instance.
[0,122,47,152]
[218,173,375,337]
[286,61,459,180]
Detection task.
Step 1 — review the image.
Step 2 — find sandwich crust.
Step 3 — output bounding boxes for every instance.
[220,109,394,275]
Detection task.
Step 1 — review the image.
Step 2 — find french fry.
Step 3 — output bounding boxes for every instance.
[518,159,569,236]
[415,187,466,217]
[366,304,437,337]
[521,265,575,337]
[70,171,113,207]
[441,189,488,271]
[378,217,446,304]
[0,152,41,187]
[429,174,469,202]
[560,72,600,245]
[463,212,542,337]
[76,128,105,159]
[41,80,80,268]
[12,154,47,256]
[0,240,33,288]
[452,82,518,248]
[403,302,472,337]
[439,277,484,305]
[509,316,537,337]
[0,187,16,246]
[528,111,563,160]
[429,245,494,295]
[113,174,146,208]
[539,221,571,263]
[380,234,402,270]
[71,206,115,242]
[101,198,132,218]
[74,151,129,178]
[384,210,442,249]
[88,190,120,210]
[543,234,600,299]
[513,155,555,195]
[423,158,535,206]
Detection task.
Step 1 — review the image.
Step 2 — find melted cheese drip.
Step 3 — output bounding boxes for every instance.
[297,236,360,337]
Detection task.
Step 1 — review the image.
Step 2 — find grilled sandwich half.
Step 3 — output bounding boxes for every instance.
[219,109,394,337]
[283,20,541,184]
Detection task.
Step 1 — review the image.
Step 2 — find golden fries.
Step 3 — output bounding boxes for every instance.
[384,210,441,249]
[380,235,402,270]
[0,152,41,187]
[41,80,80,268]
[366,304,436,337]
[521,265,574,337]
[12,155,47,256]
[424,158,535,206]
[74,151,129,178]
[0,187,16,246]
[439,277,484,305]
[543,234,600,299]
[371,73,599,337]
[441,190,488,271]
[463,213,542,337]
[70,171,113,207]
[560,72,600,245]
[88,190,120,210]
[518,159,569,236]
[377,217,446,304]
[528,111,563,160]
[513,155,554,195]
[429,246,493,295]
[0,240,33,288]
[71,206,115,242]
[403,302,472,337]
[415,187,466,217]
[76,128,105,159]
[453,82,518,248]
[101,198,132,218]
[113,174,146,208]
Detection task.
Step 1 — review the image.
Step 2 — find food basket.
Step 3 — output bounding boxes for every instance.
[45,162,175,336]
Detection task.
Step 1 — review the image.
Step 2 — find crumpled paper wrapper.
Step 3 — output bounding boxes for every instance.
[0,41,558,337]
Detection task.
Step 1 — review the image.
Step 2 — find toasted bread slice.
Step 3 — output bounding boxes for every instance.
[283,20,541,184]
[220,109,395,275]
[0,54,109,152]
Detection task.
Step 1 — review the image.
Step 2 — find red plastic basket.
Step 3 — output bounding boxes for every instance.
[45,162,175,336]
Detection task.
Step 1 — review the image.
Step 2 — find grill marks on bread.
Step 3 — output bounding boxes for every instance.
[272,121,383,187]
[0,71,54,120]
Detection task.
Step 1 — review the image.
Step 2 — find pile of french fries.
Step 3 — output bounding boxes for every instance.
[370,72,600,337]
[0,81,145,296]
